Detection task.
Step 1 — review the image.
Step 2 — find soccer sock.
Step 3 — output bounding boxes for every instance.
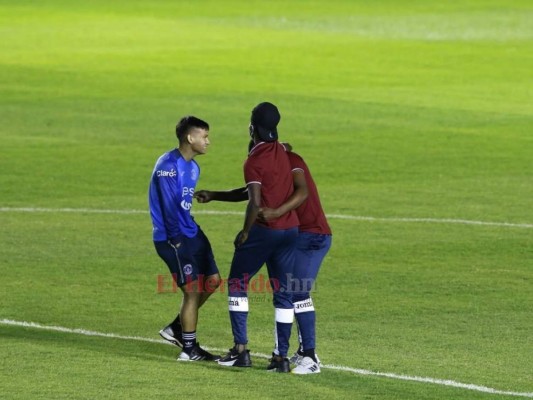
[170,314,181,330]
[182,331,196,353]
[302,348,317,363]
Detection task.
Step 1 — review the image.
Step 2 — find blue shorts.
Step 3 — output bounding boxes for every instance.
[154,228,219,287]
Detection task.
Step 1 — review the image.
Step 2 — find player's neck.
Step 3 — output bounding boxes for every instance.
[177,145,195,161]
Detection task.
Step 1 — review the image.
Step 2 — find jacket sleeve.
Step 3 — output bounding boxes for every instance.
[154,162,183,243]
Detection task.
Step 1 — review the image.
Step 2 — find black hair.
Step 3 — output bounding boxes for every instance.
[175,116,209,143]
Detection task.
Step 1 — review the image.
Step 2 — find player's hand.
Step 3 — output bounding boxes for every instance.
[258,207,280,222]
[194,190,213,203]
[234,230,248,248]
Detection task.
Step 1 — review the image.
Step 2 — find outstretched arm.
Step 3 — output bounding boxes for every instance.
[234,183,261,248]
[258,170,308,221]
[195,187,248,203]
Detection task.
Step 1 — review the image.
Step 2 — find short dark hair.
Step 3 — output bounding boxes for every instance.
[175,116,209,143]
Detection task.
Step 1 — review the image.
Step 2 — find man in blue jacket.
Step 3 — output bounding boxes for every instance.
[148,116,221,361]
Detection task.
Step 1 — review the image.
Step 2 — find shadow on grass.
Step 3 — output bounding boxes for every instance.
[0,324,271,373]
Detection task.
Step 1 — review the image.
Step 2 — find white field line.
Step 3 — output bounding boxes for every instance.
[1,207,532,229]
[1,319,532,398]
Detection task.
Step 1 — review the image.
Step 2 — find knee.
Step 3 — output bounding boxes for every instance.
[273,292,293,309]
[205,273,222,292]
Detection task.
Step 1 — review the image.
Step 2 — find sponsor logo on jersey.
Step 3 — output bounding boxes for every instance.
[157,169,177,178]
[180,200,192,210]
[183,264,193,275]
[191,169,197,180]
[182,187,195,197]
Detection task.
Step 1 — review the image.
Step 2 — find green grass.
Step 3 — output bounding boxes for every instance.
[1,1,532,399]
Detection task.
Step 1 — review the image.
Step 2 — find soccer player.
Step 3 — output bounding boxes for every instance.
[195,102,299,372]
[198,140,331,374]
[148,116,221,361]
[259,149,332,374]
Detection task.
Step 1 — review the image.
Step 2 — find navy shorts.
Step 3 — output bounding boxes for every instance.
[154,228,219,287]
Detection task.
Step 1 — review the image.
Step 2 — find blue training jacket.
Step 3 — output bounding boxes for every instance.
[148,149,200,241]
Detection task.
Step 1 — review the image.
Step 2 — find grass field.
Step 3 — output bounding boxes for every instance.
[1,1,532,399]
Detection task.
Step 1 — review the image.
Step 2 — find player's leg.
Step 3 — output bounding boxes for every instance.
[155,237,219,361]
[178,286,200,351]
[154,240,185,347]
[179,234,222,361]
[176,287,220,361]
[291,233,332,374]
[265,227,298,373]
[218,225,273,367]
[159,273,219,347]
[162,229,221,349]
[162,277,220,345]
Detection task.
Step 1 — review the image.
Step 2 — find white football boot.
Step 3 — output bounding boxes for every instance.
[291,356,321,374]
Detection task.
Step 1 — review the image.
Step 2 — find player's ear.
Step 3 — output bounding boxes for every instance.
[249,124,254,138]
[187,134,192,144]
